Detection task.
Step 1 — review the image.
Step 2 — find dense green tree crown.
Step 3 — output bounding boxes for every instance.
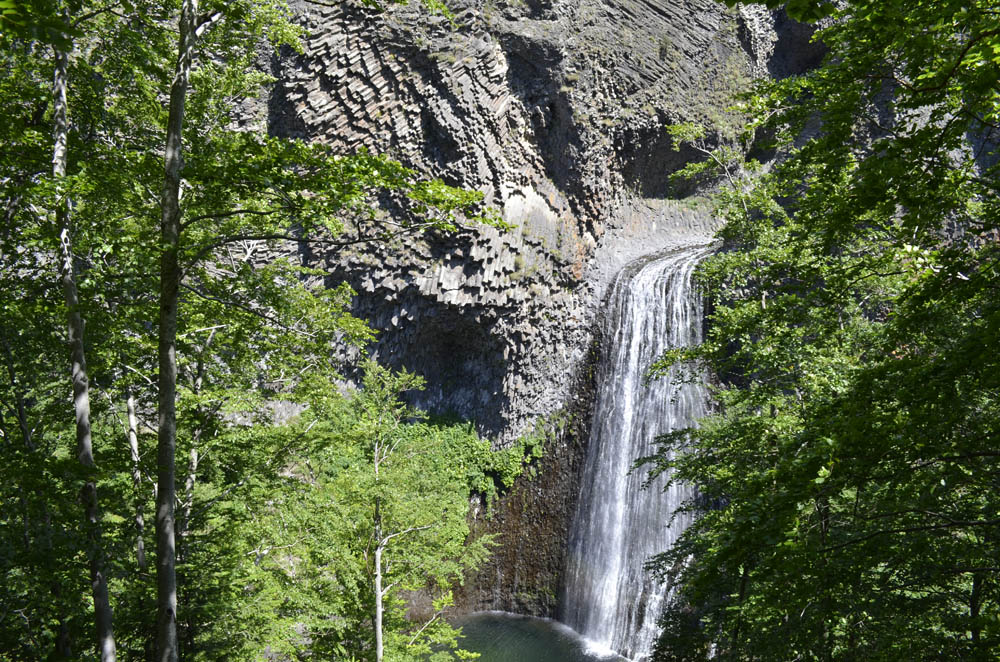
[649,1,999,660]
[169,361,505,661]
[1,0,506,658]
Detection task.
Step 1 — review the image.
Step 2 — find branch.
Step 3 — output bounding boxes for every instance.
[689,142,750,216]
[408,609,444,646]
[909,450,1000,470]
[247,537,306,558]
[124,364,155,387]
[193,11,224,39]
[177,324,228,339]
[70,0,125,27]
[100,390,127,432]
[180,282,317,339]
[894,29,1000,95]
[821,518,1000,553]
[380,523,434,546]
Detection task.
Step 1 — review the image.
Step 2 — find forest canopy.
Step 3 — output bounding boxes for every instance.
[0,0,508,660]
[651,0,1000,660]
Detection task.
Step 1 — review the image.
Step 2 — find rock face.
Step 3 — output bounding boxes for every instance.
[268,0,798,615]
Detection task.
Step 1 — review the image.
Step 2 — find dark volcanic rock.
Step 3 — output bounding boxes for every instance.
[268,0,807,614]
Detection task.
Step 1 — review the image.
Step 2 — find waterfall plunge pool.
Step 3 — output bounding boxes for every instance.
[455,612,630,662]
[454,244,714,662]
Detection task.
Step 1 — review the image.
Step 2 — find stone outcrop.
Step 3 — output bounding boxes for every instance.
[268,0,802,614]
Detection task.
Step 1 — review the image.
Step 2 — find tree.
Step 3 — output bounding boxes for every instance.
[162,361,502,661]
[50,4,120,656]
[648,1,1000,659]
[290,361,497,662]
[2,0,498,658]
[343,362,491,662]
[1,1,166,655]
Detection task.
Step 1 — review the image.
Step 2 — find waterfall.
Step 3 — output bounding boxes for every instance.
[562,243,713,661]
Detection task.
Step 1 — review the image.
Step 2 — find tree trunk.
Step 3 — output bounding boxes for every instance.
[174,319,214,659]
[373,428,385,662]
[970,572,982,647]
[155,1,198,659]
[127,393,147,572]
[53,34,117,662]
[55,621,73,659]
[176,327,213,554]
[179,446,199,549]
[374,533,384,662]
[1,332,35,452]
[81,482,116,661]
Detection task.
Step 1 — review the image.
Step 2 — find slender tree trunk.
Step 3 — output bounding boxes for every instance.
[125,392,155,659]
[53,33,117,662]
[3,330,74,658]
[1,332,35,452]
[732,563,749,647]
[127,393,147,572]
[176,327,212,554]
[374,499,384,662]
[179,447,199,547]
[176,442,200,656]
[155,1,198,659]
[55,621,73,658]
[970,572,982,647]
[80,482,115,660]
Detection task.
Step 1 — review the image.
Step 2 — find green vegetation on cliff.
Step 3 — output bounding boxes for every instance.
[650,1,999,660]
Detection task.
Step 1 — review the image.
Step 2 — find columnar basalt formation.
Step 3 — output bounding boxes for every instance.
[269,0,797,613]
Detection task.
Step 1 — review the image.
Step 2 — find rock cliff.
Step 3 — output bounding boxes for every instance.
[267,0,806,614]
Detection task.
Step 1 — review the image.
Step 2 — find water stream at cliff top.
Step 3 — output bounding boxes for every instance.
[560,243,712,661]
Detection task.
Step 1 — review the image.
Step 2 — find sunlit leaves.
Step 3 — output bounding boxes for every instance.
[649,1,1000,660]
[2,0,500,657]
[250,362,500,661]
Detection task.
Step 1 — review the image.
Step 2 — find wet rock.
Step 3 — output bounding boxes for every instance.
[265,0,813,615]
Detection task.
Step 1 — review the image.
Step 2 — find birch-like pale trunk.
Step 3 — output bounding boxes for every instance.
[177,326,213,554]
[155,1,198,659]
[174,328,213,656]
[374,498,384,662]
[179,446,199,551]
[127,393,146,571]
[52,31,117,662]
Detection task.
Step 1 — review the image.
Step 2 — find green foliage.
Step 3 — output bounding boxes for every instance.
[0,0,505,657]
[649,1,1000,660]
[489,432,544,490]
[487,412,561,491]
[664,122,707,149]
[0,0,83,49]
[718,0,835,22]
[178,361,502,661]
[662,117,758,200]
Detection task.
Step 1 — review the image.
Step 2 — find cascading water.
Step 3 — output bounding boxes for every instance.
[562,243,713,661]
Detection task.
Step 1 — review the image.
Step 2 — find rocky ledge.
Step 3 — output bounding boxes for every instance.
[267,0,815,614]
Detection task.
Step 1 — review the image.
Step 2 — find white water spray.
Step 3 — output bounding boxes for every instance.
[562,244,712,661]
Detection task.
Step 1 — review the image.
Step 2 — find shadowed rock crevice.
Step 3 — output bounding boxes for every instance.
[618,119,704,199]
[378,307,509,434]
[267,0,823,613]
